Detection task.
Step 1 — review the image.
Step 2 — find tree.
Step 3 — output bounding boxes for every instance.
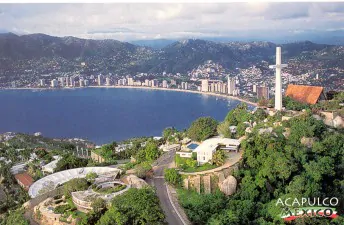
[144,141,160,161]
[162,127,178,140]
[91,198,106,213]
[96,188,165,225]
[212,149,226,166]
[236,122,247,137]
[253,108,268,122]
[177,189,227,225]
[95,206,128,225]
[135,162,152,179]
[86,172,98,183]
[0,162,15,188]
[63,178,89,198]
[38,181,55,195]
[135,149,147,163]
[187,117,218,141]
[257,98,269,107]
[208,209,240,225]
[4,210,29,225]
[217,121,231,138]
[224,103,252,125]
[164,168,181,186]
[54,153,88,172]
[283,96,310,111]
[185,158,197,168]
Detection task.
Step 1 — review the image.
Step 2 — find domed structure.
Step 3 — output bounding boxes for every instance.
[219,175,237,196]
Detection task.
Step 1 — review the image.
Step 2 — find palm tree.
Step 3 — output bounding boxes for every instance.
[212,149,226,166]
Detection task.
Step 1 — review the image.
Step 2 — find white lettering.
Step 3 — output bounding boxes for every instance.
[276,198,284,206]
[301,198,307,206]
[330,198,339,206]
[292,198,300,207]
[323,197,329,206]
[285,198,292,206]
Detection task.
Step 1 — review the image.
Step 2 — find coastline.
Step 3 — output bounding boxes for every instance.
[93,86,257,106]
[1,85,257,106]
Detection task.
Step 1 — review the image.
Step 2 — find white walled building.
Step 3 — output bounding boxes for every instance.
[194,137,241,165]
[106,77,111,86]
[65,77,69,87]
[151,79,158,87]
[252,84,257,93]
[58,77,65,87]
[162,80,168,88]
[39,79,45,86]
[51,79,58,88]
[228,77,236,95]
[128,77,134,86]
[201,79,209,92]
[42,156,62,174]
[181,82,188,90]
[79,79,84,87]
[134,81,142,86]
[70,77,75,87]
[98,75,102,86]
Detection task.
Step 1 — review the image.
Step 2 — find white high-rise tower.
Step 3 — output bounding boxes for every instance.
[269,47,287,111]
[227,76,236,95]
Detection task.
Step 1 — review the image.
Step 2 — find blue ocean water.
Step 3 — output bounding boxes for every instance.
[1,88,245,144]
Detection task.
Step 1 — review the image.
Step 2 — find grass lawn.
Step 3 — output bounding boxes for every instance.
[182,163,217,173]
[175,154,219,173]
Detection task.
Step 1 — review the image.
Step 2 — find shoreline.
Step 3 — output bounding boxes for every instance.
[1,85,257,106]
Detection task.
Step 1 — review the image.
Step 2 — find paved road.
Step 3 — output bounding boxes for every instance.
[153,150,185,225]
[24,210,40,225]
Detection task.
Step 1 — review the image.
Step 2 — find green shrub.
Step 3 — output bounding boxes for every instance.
[164,168,181,186]
[53,204,71,214]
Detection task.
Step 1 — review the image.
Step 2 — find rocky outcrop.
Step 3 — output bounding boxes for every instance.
[283,128,291,139]
[125,175,148,189]
[301,137,318,148]
[218,175,237,196]
[333,115,344,128]
[258,127,273,135]
[320,111,344,128]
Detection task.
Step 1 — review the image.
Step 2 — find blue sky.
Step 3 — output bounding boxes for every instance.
[1,3,344,42]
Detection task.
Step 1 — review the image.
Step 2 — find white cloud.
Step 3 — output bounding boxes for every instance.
[0,3,343,41]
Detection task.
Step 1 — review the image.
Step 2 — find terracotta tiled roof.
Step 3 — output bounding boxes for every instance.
[285,84,324,105]
[14,172,34,189]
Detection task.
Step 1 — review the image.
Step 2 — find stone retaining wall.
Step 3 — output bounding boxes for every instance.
[182,162,239,194]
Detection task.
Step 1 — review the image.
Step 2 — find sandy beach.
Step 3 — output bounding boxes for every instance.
[89,85,257,106]
[1,85,257,106]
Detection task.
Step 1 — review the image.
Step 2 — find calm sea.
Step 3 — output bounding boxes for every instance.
[1,88,246,144]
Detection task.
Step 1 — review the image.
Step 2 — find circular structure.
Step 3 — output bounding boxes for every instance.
[93,181,127,194]
[29,167,121,198]
[72,181,130,212]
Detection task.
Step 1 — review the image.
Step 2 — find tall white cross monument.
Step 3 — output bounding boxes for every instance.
[269,47,287,111]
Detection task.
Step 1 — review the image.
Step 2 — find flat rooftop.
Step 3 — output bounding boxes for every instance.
[194,137,241,153]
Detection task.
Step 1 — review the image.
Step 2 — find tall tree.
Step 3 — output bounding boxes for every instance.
[187,117,218,141]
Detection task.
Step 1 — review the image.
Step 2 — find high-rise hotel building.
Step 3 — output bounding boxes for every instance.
[201,79,209,92]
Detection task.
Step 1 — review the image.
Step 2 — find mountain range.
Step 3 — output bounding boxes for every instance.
[1,32,344,76]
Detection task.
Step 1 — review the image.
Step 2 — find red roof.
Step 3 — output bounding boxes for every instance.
[286,84,324,105]
[15,172,34,189]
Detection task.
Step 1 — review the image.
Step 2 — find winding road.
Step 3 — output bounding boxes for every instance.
[152,150,186,225]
